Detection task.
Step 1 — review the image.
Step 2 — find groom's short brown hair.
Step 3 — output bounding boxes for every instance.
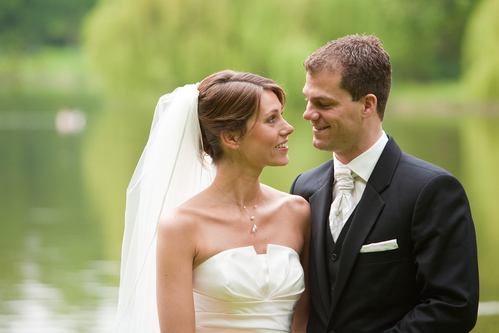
[304,34,392,120]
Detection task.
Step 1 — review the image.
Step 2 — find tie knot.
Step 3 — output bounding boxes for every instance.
[335,166,354,191]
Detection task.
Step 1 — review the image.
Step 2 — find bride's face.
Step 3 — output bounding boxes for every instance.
[237,90,294,168]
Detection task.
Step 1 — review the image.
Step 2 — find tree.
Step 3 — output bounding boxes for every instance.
[82,0,477,103]
[462,0,499,99]
[0,0,97,52]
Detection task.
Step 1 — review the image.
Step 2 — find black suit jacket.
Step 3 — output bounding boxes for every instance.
[291,135,479,333]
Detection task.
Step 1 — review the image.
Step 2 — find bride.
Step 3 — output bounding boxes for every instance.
[114,70,310,332]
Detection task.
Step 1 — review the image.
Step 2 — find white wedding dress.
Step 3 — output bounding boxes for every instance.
[114,85,304,332]
[193,244,305,332]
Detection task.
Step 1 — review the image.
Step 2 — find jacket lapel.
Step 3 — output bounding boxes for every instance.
[329,136,402,314]
[309,161,334,316]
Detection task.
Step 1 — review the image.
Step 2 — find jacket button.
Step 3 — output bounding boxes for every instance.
[331,253,338,261]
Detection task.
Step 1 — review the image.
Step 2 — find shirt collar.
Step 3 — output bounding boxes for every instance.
[334,131,388,182]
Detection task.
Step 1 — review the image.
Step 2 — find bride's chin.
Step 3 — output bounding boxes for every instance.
[273,158,290,167]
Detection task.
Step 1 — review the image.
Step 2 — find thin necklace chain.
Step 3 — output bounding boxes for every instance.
[213,182,261,233]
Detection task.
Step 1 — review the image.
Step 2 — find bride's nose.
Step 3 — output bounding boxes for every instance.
[280,120,294,136]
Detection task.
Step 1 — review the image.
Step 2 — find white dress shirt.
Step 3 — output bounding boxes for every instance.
[332,131,389,209]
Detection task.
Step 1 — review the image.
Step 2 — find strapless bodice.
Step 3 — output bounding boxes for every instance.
[193,244,305,332]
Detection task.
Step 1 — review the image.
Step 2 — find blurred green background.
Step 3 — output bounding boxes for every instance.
[1,0,499,331]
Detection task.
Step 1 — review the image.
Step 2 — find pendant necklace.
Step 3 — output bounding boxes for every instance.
[214,182,261,233]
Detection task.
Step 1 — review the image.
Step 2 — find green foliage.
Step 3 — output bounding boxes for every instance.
[82,0,476,104]
[300,0,476,81]
[0,0,97,52]
[82,0,312,103]
[0,0,479,91]
[459,118,499,302]
[462,0,499,99]
[0,47,100,93]
[473,315,499,333]
[382,0,476,81]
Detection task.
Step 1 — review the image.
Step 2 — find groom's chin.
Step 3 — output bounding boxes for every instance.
[312,138,332,152]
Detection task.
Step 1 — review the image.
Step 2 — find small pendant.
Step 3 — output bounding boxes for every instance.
[252,224,257,233]
[250,216,255,221]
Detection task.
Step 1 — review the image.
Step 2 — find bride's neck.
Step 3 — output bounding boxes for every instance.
[212,163,262,204]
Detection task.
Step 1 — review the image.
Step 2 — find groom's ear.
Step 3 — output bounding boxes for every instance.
[220,130,241,150]
[361,94,378,119]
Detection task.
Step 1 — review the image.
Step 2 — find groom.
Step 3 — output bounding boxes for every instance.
[291,34,479,332]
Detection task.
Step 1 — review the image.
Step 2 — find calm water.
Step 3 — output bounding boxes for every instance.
[1,93,498,332]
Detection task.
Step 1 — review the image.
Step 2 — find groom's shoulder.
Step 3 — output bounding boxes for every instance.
[291,159,333,197]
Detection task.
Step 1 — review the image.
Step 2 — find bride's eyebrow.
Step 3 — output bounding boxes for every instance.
[262,109,279,117]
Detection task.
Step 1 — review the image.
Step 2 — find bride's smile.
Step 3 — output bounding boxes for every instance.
[237,90,294,168]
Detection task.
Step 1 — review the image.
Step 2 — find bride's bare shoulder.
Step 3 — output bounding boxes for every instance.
[157,194,208,240]
[263,184,309,212]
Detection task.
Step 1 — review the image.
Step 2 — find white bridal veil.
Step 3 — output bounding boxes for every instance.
[114,84,216,332]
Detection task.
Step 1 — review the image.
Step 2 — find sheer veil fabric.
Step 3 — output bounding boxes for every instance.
[114,84,216,332]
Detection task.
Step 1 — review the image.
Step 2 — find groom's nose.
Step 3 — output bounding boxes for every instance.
[303,102,320,121]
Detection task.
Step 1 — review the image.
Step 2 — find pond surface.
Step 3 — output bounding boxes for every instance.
[0,92,498,332]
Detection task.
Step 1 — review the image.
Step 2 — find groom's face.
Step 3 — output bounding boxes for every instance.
[302,70,366,157]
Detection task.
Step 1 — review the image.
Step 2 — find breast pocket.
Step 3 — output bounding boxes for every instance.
[356,247,401,265]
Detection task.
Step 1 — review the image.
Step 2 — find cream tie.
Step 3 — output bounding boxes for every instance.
[329,165,355,242]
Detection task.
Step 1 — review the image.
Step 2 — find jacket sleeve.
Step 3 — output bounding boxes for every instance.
[384,174,479,333]
[290,174,301,195]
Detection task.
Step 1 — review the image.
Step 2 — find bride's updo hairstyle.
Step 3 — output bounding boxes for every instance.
[197,70,285,164]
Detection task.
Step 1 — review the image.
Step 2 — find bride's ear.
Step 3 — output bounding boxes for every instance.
[220,130,241,150]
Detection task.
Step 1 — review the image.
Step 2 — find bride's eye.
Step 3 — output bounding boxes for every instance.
[267,116,275,123]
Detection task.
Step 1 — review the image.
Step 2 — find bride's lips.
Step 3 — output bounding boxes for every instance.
[275,140,288,149]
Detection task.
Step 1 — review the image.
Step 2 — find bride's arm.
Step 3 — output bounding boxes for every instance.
[291,198,311,333]
[156,210,196,333]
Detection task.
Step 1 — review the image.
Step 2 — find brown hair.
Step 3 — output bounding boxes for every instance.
[304,34,391,120]
[197,70,285,163]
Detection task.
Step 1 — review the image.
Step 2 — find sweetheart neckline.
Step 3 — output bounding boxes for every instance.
[194,244,299,269]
